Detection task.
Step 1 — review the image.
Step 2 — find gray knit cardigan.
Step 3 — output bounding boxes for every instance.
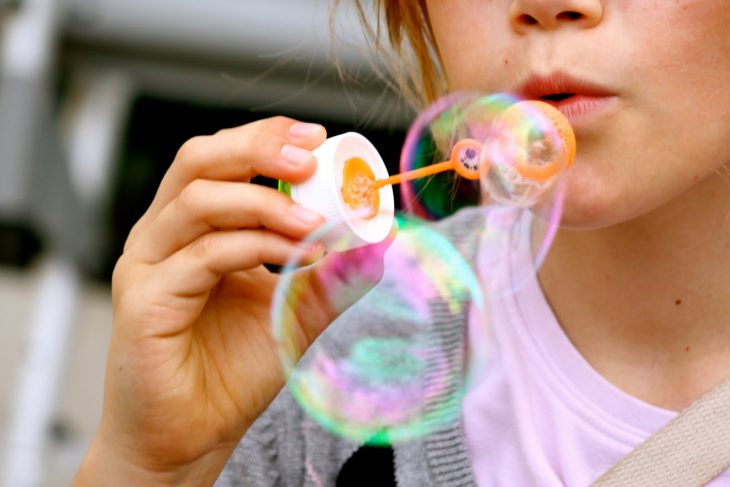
[216,208,486,486]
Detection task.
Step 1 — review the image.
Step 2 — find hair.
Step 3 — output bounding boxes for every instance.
[338,0,446,109]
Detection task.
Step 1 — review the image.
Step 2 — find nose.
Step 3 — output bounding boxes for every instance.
[509,0,603,32]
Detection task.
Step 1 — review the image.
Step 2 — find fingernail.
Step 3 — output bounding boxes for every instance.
[292,204,322,224]
[281,144,313,166]
[289,123,323,138]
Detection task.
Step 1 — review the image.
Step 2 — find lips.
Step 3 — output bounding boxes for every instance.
[515,73,617,125]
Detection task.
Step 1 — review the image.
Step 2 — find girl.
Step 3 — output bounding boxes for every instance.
[75,0,730,485]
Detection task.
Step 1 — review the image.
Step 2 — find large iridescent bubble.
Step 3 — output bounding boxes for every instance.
[271,211,485,445]
[271,91,572,445]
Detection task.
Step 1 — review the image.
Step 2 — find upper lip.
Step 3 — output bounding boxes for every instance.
[515,72,614,101]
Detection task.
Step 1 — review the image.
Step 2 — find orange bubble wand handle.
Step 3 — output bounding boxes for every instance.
[373,139,485,189]
[371,100,577,191]
[372,160,454,189]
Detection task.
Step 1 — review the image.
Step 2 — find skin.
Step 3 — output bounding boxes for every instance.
[74,118,393,485]
[426,0,730,409]
[76,1,730,484]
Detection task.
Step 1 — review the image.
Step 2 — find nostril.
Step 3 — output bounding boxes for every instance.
[517,14,539,25]
[557,11,584,21]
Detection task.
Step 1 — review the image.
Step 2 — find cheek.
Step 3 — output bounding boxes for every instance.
[620,1,730,178]
[632,1,730,75]
[426,0,508,92]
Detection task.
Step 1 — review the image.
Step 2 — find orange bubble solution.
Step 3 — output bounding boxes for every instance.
[341,157,380,219]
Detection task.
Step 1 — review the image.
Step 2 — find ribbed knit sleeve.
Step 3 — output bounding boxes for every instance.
[216,386,361,487]
[215,389,302,487]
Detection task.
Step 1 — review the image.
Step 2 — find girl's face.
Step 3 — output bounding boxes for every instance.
[425,0,730,228]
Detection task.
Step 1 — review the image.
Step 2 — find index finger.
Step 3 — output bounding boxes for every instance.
[137,116,327,237]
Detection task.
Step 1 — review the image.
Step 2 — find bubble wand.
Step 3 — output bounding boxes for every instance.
[372,138,484,189]
[372,100,576,191]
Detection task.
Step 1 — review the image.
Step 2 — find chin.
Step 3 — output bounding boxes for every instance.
[559,199,627,230]
[554,165,648,231]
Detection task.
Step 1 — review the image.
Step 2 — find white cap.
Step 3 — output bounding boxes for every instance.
[288,132,395,252]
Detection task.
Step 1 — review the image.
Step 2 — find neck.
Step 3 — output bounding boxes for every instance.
[539,172,730,410]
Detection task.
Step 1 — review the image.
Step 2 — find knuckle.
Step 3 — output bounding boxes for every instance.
[175,135,209,168]
[214,126,232,137]
[122,228,138,254]
[177,179,208,213]
[111,254,137,307]
[217,122,270,162]
[241,128,278,159]
[111,256,127,293]
[257,231,287,262]
[254,116,294,141]
[188,233,217,261]
[240,116,294,161]
[266,115,294,129]
[123,215,147,252]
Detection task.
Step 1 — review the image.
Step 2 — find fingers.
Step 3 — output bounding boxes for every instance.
[128,117,326,248]
[156,117,326,210]
[127,180,324,263]
[150,230,323,300]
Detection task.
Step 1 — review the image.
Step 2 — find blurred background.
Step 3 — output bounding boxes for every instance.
[0,0,409,484]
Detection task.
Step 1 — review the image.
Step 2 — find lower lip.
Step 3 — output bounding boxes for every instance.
[539,95,617,127]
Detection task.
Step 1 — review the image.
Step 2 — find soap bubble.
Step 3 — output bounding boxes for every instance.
[400,92,573,217]
[271,211,485,445]
[399,91,571,295]
[271,91,572,446]
[400,92,515,220]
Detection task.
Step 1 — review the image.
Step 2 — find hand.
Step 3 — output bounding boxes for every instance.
[74,117,393,485]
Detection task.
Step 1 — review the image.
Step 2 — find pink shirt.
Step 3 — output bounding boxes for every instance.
[463,208,730,486]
